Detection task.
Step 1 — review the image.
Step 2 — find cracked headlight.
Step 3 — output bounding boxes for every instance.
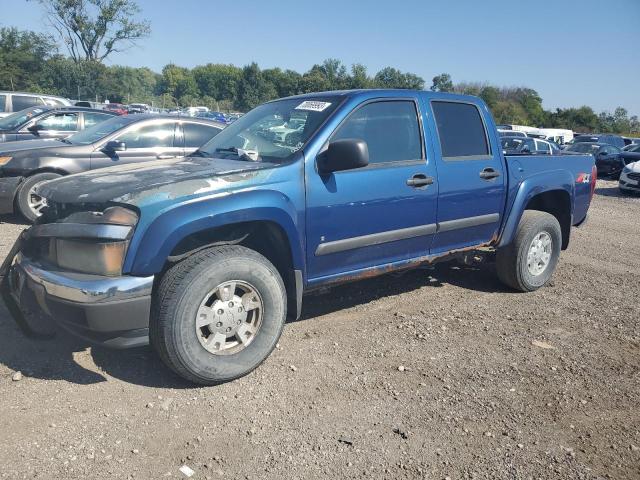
[31,206,138,276]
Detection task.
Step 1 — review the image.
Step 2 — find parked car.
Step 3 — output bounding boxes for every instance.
[619,161,640,194]
[565,142,628,178]
[572,134,626,148]
[537,128,574,145]
[498,129,527,138]
[104,103,128,115]
[197,111,227,123]
[127,103,150,114]
[0,89,596,385]
[623,142,640,151]
[622,137,640,146]
[74,101,104,109]
[0,115,224,221]
[0,91,72,118]
[0,106,116,143]
[501,136,557,154]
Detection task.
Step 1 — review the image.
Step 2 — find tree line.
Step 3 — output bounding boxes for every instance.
[0,26,638,134]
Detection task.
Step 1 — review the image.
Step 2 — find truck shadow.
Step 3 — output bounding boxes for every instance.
[0,261,509,388]
[0,213,29,226]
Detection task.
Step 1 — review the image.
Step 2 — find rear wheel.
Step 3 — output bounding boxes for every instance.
[150,245,287,385]
[496,210,561,292]
[16,172,61,222]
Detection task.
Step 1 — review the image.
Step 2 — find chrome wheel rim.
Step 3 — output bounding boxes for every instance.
[527,232,552,276]
[27,182,48,217]
[195,280,263,355]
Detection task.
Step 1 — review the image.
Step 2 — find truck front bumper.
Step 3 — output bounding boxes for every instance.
[2,253,154,348]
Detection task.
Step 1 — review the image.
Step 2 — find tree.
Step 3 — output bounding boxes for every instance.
[431,73,453,92]
[374,67,424,90]
[33,0,150,63]
[236,63,277,111]
[0,27,57,91]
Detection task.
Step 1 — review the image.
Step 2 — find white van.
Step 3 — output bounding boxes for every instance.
[537,128,574,145]
[0,91,72,117]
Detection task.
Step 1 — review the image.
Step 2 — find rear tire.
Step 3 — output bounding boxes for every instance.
[16,172,61,223]
[496,210,561,292]
[150,245,287,385]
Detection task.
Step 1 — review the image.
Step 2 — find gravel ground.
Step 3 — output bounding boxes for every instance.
[0,179,638,480]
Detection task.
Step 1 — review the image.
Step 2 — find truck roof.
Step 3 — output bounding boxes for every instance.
[276,89,482,103]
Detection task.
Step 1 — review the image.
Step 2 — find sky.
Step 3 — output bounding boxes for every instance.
[2,0,639,116]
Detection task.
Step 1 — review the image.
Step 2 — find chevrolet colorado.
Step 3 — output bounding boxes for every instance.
[1,90,596,385]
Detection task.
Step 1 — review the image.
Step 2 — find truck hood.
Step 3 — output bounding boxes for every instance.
[0,138,65,154]
[37,155,280,207]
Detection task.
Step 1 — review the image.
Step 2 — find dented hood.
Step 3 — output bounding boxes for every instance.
[37,155,279,207]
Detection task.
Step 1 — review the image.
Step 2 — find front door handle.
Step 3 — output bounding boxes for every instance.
[479,167,501,180]
[156,154,175,159]
[406,173,434,188]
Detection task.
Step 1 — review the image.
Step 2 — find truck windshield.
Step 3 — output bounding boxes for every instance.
[66,115,132,145]
[195,96,342,162]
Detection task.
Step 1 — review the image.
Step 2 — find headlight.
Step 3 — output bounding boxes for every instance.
[0,156,13,165]
[28,206,138,276]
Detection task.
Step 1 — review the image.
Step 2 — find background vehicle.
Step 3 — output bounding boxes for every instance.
[623,142,640,151]
[498,130,528,138]
[501,136,557,154]
[619,160,640,194]
[104,103,128,115]
[0,106,116,143]
[0,91,72,117]
[127,103,150,114]
[0,115,224,221]
[1,90,596,385]
[537,128,574,145]
[565,142,628,177]
[572,134,626,148]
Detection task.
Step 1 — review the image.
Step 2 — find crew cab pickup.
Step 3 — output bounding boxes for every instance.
[0,90,596,385]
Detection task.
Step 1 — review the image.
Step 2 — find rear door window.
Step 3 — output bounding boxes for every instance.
[12,95,45,112]
[431,101,490,159]
[0,95,6,113]
[331,100,422,164]
[83,112,113,128]
[183,122,222,148]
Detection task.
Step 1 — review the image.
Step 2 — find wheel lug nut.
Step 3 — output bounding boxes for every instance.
[226,327,231,332]
[217,309,224,315]
[216,322,222,327]
[229,301,234,307]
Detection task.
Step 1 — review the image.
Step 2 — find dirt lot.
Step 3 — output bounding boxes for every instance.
[0,179,638,480]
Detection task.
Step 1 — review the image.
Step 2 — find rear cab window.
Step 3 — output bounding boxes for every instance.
[431,101,491,160]
[12,95,45,112]
[0,95,6,113]
[183,122,222,148]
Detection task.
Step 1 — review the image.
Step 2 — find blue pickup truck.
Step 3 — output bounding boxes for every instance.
[1,90,596,385]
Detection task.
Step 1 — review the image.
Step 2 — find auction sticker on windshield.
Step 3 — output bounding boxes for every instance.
[295,101,332,112]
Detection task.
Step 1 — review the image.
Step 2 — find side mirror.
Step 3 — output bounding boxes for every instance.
[521,145,531,153]
[104,140,126,152]
[27,124,44,134]
[317,138,369,174]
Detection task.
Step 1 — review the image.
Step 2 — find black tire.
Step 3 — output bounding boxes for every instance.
[16,172,61,222]
[150,245,287,385]
[496,210,561,292]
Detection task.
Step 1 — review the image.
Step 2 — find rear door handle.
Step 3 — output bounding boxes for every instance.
[479,167,501,180]
[406,174,434,188]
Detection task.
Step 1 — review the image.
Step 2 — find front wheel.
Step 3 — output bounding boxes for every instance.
[150,245,287,385]
[496,210,561,292]
[16,172,61,222]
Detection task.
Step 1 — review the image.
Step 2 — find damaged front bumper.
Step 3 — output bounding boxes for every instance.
[1,242,154,348]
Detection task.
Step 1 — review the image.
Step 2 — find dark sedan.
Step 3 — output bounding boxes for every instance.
[0,114,224,221]
[565,142,632,178]
[0,106,117,143]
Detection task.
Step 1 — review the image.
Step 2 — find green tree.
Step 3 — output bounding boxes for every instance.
[192,63,242,102]
[349,63,371,89]
[430,73,453,92]
[236,63,277,111]
[32,0,150,62]
[374,67,424,89]
[0,27,57,91]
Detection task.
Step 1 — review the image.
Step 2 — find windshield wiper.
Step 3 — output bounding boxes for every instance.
[58,138,72,144]
[214,147,259,161]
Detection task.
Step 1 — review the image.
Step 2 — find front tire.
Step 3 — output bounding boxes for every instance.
[496,210,561,292]
[150,245,287,385]
[16,172,61,222]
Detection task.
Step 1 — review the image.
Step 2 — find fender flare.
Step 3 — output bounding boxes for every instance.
[124,189,304,277]
[498,169,575,248]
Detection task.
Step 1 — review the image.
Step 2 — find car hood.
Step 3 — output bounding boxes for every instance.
[0,138,65,154]
[37,155,280,207]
